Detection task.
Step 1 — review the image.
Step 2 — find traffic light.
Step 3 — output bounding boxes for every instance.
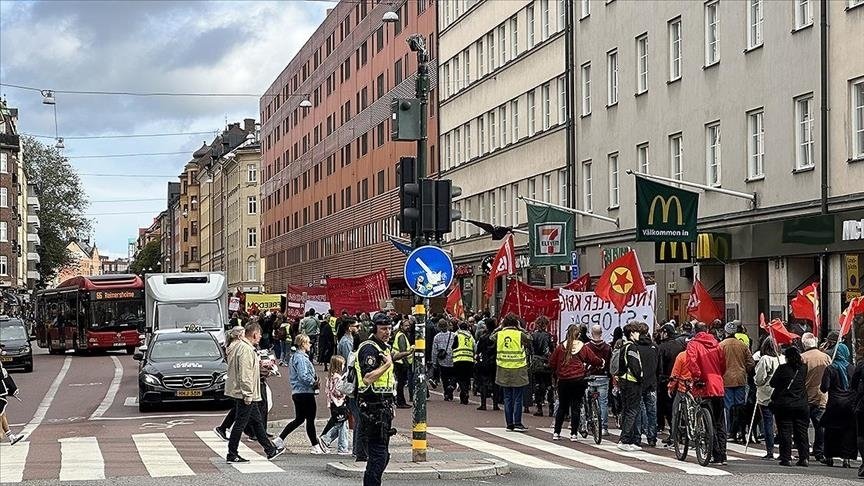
[434,179,462,236]
[391,98,422,141]
[399,156,419,237]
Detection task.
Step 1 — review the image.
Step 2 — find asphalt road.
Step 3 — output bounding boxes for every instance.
[1,347,861,485]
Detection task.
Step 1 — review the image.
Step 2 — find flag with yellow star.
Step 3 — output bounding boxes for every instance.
[594,250,647,313]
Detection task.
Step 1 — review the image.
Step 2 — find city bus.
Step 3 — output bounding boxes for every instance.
[34,274,145,354]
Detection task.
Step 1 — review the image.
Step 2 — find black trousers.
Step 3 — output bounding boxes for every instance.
[279,393,319,445]
[453,362,474,404]
[220,385,268,436]
[439,366,455,400]
[477,372,500,408]
[361,403,393,486]
[533,372,554,412]
[554,379,588,435]
[619,381,642,445]
[775,407,810,462]
[394,363,411,406]
[227,398,275,458]
[657,380,673,432]
[705,396,728,461]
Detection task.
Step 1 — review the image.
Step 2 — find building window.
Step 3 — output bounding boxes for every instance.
[580,0,590,19]
[747,0,764,49]
[464,122,472,159]
[558,0,567,31]
[853,79,864,159]
[705,0,720,65]
[636,34,648,94]
[463,48,471,86]
[527,4,535,48]
[541,0,550,39]
[0,187,6,208]
[542,83,552,129]
[747,109,765,179]
[581,63,591,116]
[478,116,486,153]
[247,164,257,183]
[247,258,257,281]
[607,49,618,106]
[500,186,509,226]
[247,227,258,248]
[490,191,497,225]
[0,153,6,173]
[477,39,485,78]
[558,75,567,124]
[512,183,520,225]
[511,99,520,141]
[488,111,497,149]
[444,133,452,169]
[668,18,682,81]
[487,32,496,71]
[499,105,508,145]
[795,0,812,29]
[795,96,815,169]
[558,169,568,206]
[454,128,462,166]
[670,133,683,180]
[528,90,537,135]
[528,177,537,199]
[0,221,6,242]
[498,24,507,65]
[543,173,552,202]
[582,161,593,212]
[608,153,619,208]
[510,16,519,57]
[0,256,6,276]
[637,143,650,173]
[706,122,721,186]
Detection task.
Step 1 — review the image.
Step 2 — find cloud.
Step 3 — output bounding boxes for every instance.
[0,0,328,256]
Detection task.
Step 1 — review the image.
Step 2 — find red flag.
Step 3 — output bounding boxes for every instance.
[326,270,391,315]
[594,250,646,313]
[445,284,465,319]
[567,273,591,292]
[687,278,722,324]
[485,233,516,297]
[839,296,864,337]
[791,282,818,322]
[759,313,799,346]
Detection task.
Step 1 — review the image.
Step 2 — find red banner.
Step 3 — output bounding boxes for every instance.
[326,269,391,315]
[285,285,328,320]
[500,276,590,338]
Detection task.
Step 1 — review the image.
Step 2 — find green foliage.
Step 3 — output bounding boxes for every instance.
[21,136,91,287]
[129,238,161,275]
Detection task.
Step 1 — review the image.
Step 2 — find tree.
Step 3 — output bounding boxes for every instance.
[21,136,91,287]
[130,238,161,275]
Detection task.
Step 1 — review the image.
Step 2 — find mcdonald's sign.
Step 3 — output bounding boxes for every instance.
[695,232,731,262]
[654,241,693,263]
[636,175,699,242]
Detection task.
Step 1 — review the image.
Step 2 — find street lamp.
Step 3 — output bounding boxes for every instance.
[382,10,399,23]
[299,97,312,108]
[54,138,65,149]
[41,90,56,105]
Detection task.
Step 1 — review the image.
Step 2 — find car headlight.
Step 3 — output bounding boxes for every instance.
[215,372,227,383]
[19,345,30,353]
[142,374,161,386]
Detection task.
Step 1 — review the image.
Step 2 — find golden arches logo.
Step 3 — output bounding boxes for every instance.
[647,195,684,226]
[659,241,689,260]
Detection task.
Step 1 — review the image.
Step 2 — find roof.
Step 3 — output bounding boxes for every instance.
[57,274,144,291]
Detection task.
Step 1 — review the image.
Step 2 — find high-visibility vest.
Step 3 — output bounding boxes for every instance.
[354,340,396,395]
[496,328,526,369]
[393,330,414,364]
[453,331,475,363]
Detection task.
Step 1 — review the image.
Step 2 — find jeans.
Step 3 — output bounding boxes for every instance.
[348,397,366,459]
[588,376,610,429]
[227,398,275,458]
[635,388,658,443]
[554,379,588,436]
[322,418,350,453]
[279,393,319,445]
[808,405,825,458]
[761,405,775,455]
[619,381,642,445]
[273,340,283,360]
[502,386,524,428]
[706,396,728,462]
[724,386,747,435]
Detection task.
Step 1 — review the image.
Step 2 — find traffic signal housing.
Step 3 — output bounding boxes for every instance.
[399,156,419,237]
[391,98,422,141]
[434,179,462,237]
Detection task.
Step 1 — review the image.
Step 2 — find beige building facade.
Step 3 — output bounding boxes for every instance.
[224,141,263,293]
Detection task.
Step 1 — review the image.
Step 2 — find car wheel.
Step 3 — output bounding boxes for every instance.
[138,399,154,413]
[126,346,136,355]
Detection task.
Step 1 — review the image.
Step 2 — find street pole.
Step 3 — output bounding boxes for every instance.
[409,33,430,464]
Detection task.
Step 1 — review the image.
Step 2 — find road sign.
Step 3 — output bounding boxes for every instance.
[571,251,580,281]
[404,245,454,298]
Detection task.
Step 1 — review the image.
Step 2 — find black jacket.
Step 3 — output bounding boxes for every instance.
[636,336,659,389]
[657,336,686,383]
[531,330,553,358]
[770,362,808,411]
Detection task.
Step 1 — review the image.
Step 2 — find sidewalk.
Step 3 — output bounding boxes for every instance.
[326,458,510,480]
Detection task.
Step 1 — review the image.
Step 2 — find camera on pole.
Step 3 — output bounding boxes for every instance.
[391,98,422,141]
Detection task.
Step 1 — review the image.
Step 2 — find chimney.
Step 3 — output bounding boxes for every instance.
[229,122,239,130]
[244,118,256,132]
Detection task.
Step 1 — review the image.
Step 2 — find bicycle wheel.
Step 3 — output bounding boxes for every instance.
[590,395,602,444]
[672,401,689,461]
[580,400,589,439]
[694,407,714,467]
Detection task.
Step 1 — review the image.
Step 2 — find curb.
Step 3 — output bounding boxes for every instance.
[325,459,510,480]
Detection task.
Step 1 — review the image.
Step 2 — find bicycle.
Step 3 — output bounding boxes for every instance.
[579,377,603,444]
[671,380,714,467]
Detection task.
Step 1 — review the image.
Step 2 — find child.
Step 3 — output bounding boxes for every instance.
[319,355,350,454]
[0,361,24,445]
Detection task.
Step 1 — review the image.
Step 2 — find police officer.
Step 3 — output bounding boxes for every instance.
[392,318,414,409]
[356,313,412,486]
[452,321,475,405]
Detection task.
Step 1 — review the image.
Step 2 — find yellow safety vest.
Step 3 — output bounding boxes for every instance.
[393,330,414,364]
[354,340,396,395]
[453,331,475,363]
[496,328,526,369]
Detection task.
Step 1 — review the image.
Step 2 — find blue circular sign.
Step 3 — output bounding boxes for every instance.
[403,245,454,298]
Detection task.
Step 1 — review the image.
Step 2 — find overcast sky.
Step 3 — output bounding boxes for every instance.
[0,0,329,258]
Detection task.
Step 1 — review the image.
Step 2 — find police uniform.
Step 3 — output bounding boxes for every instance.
[356,331,396,486]
[392,328,413,407]
[452,329,475,404]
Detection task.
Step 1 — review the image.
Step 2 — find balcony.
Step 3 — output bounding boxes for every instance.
[27,214,39,227]
[0,133,20,152]
[27,196,40,211]
[27,270,40,280]
[27,252,40,262]
[27,232,40,246]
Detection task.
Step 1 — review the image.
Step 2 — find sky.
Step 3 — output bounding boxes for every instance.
[0,0,330,258]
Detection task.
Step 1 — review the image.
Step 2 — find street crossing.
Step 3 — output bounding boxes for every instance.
[0,425,770,483]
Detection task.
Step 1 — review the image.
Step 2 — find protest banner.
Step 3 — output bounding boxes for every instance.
[228,297,241,312]
[558,285,657,342]
[245,293,282,314]
[304,300,331,315]
[286,285,328,319]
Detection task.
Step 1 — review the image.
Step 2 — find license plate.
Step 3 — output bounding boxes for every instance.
[175,390,202,397]
[0,356,11,362]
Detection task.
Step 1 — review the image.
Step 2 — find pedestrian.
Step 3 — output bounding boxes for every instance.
[753,337,784,459]
[819,342,856,467]
[392,318,414,409]
[319,355,351,455]
[224,322,284,462]
[490,313,531,432]
[452,321,475,405]
[357,313,397,486]
[634,322,659,447]
[800,332,830,462]
[337,317,366,461]
[319,315,336,372]
[770,346,811,467]
[685,321,728,465]
[585,324,612,435]
[275,334,326,453]
[720,321,755,442]
[431,319,456,401]
[530,316,555,417]
[851,353,864,478]
[300,310,320,363]
[656,322,685,442]
[259,312,274,351]
[615,322,644,451]
[549,324,602,441]
[0,360,24,445]
[475,322,500,411]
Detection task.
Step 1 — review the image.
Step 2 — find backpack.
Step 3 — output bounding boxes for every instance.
[609,342,630,377]
[335,351,358,396]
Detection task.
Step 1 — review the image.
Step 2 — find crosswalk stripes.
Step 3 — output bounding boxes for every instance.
[59,437,106,481]
[427,427,570,469]
[132,433,195,478]
[195,430,284,474]
[602,426,753,460]
[0,441,29,483]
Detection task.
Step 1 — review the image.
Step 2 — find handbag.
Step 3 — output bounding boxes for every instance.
[530,355,551,374]
[437,333,453,361]
[331,404,349,422]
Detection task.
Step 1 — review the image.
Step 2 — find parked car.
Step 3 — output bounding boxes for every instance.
[0,317,33,372]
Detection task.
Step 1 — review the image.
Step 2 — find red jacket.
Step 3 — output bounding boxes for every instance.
[550,340,603,381]
[685,332,726,398]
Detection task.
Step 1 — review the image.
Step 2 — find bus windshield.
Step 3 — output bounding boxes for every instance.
[90,300,145,331]
[156,301,222,330]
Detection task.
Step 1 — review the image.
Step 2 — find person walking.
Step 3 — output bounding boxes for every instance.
[800,332,830,462]
[720,321,755,442]
[0,360,24,445]
[530,316,555,417]
[300,310,320,363]
[224,322,284,462]
[392,318,414,409]
[475,323,501,411]
[615,322,644,451]
[753,337,784,460]
[770,346,811,467]
[657,323,685,442]
[275,334,326,454]
[819,343,857,468]
[852,355,864,478]
[634,322,659,447]
[686,321,728,465]
[431,319,456,401]
[549,324,602,441]
[337,317,365,461]
[585,324,612,436]
[319,315,336,372]
[319,355,351,455]
[452,321,475,405]
[491,313,531,432]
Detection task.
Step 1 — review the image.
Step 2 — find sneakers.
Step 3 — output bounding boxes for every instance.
[8,433,24,446]
[213,427,228,442]
[512,424,528,432]
[552,433,562,441]
[272,437,284,449]
[627,444,642,451]
[602,428,610,437]
[337,451,352,456]
[226,455,250,463]
[267,447,286,460]
[617,443,641,452]
[319,435,333,449]
[310,443,327,454]
[570,434,579,442]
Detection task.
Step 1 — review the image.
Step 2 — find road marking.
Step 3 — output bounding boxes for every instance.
[124,397,138,407]
[724,440,768,458]
[91,413,226,421]
[478,427,647,473]
[427,427,568,469]
[195,430,284,473]
[89,356,123,420]
[20,356,71,438]
[132,433,195,478]
[0,441,30,483]
[59,437,105,481]
[68,382,103,387]
[603,427,747,460]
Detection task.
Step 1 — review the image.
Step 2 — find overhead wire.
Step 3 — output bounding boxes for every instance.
[66,151,195,159]
[0,82,308,99]
[22,130,219,140]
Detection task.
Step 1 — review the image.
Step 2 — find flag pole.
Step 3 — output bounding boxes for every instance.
[744,404,760,454]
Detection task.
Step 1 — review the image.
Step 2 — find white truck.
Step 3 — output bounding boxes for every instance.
[144,272,228,345]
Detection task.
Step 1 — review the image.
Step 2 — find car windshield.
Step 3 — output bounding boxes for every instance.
[156,301,222,330]
[0,324,28,341]
[149,335,222,361]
